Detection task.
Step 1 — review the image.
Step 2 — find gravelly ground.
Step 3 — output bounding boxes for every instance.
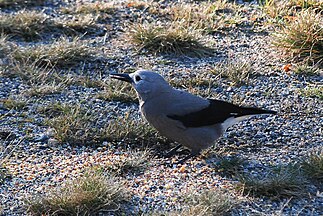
[0,0,323,215]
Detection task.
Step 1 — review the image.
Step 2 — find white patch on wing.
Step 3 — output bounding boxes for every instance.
[221,115,254,131]
[230,113,238,116]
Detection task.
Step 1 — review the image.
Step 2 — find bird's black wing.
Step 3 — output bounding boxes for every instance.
[167,99,276,128]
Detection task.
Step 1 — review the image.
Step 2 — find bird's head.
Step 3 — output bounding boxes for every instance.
[110,70,171,101]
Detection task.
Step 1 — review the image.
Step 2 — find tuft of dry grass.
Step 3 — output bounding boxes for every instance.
[59,14,99,35]
[212,155,246,177]
[170,1,244,33]
[167,72,217,98]
[169,71,216,89]
[0,0,45,7]
[106,149,151,175]
[211,60,254,86]
[260,0,322,20]
[151,189,237,216]
[0,97,27,110]
[0,10,103,41]
[301,149,323,181]
[61,2,115,15]
[180,189,237,216]
[45,105,163,146]
[45,105,102,145]
[0,34,11,58]
[2,59,107,90]
[294,64,321,76]
[102,112,165,146]
[237,164,308,198]
[58,2,117,35]
[299,85,323,100]
[95,79,137,103]
[25,171,128,216]
[2,59,58,85]
[0,10,53,40]
[23,83,64,97]
[0,10,102,40]
[60,2,115,28]
[37,102,74,118]
[272,9,323,64]
[0,139,23,185]
[11,37,98,68]
[63,75,106,89]
[129,22,213,57]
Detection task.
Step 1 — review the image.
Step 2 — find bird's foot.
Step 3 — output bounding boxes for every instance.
[176,154,193,164]
[177,151,200,164]
[164,144,182,158]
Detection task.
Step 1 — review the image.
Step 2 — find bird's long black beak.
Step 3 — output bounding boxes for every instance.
[110,73,133,83]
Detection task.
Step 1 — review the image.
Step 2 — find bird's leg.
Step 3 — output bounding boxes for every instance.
[177,149,191,155]
[165,144,182,157]
[177,150,200,164]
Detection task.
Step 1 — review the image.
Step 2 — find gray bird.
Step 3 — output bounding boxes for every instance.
[110,70,276,162]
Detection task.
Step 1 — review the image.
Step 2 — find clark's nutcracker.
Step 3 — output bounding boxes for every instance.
[110,70,276,162]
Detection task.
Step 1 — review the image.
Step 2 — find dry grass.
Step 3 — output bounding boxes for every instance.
[272,9,323,64]
[129,22,213,57]
[0,10,102,40]
[301,148,323,181]
[37,102,74,118]
[23,83,64,97]
[260,0,295,20]
[299,85,323,100]
[178,189,237,216]
[0,10,53,40]
[151,189,237,215]
[45,105,163,146]
[2,59,107,89]
[0,34,12,58]
[211,60,254,86]
[0,0,45,7]
[25,171,128,216]
[103,113,165,146]
[170,1,244,33]
[0,97,27,110]
[169,72,216,89]
[60,2,115,29]
[0,144,10,184]
[237,164,308,198]
[105,149,151,175]
[294,64,321,76]
[11,37,98,68]
[0,139,23,185]
[2,59,57,85]
[64,75,106,89]
[1,55,99,92]
[59,14,99,35]
[45,105,103,145]
[96,79,138,103]
[212,155,246,177]
[61,2,115,15]
[260,0,322,20]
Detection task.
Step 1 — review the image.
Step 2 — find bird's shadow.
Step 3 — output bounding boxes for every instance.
[201,151,247,177]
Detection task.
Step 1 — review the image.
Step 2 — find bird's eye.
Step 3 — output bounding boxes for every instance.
[135,76,142,82]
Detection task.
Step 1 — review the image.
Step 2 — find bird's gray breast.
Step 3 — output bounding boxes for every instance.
[140,97,172,131]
